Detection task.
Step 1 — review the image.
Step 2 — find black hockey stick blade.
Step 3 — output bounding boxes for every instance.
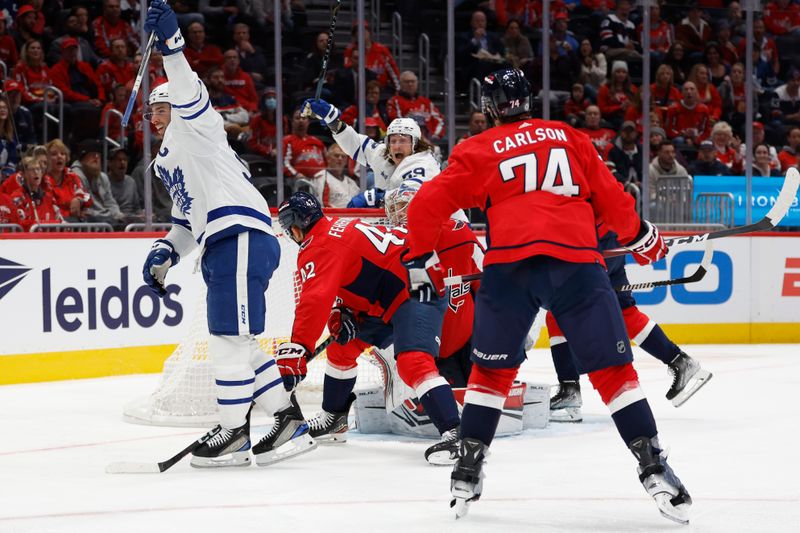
[307,335,334,364]
[106,426,223,474]
[615,240,713,292]
[603,167,800,258]
[314,0,342,100]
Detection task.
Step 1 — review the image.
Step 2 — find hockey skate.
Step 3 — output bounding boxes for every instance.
[424,427,460,466]
[252,395,317,466]
[667,352,712,407]
[190,421,252,468]
[549,381,582,422]
[629,436,692,525]
[307,393,356,443]
[450,438,488,519]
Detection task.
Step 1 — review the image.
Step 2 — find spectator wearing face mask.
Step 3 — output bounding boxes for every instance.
[247,88,280,160]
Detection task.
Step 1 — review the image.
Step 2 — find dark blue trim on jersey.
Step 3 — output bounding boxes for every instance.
[488,238,600,253]
[179,97,210,120]
[171,81,204,108]
[437,239,478,256]
[404,177,423,185]
[353,137,370,162]
[171,216,191,229]
[207,205,273,226]
[218,396,254,405]
[254,359,276,375]
[253,377,283,398]
[343,257,406,319]
[215,377,256,386]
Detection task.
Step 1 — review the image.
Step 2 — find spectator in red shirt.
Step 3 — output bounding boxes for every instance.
[344,22,400,91]
[688,63,722,121]
[597,60,638,128]
[222,48,258,113]
[340,79,389,131]
[665,81,712,147]
[12,5,42,52]
[283,107,326,180]
[637,3,673,63]
[97,37,135,97]
[12,39,51,107]
[11,155,63,231]
[92,0,138,58]
[247,88,279,160]
[0,13,18,67]
[47,13,100,67]
[651,64,682,117]
[764,0,800,36]
[100,84,130,144]
[579,104,617,159]
[564,82,591,127]
[778,127,800,171]
[675,6,713,59]
[709,121,743,173]
[45,139,92,220]
[183,21,224,78]
[0,189,19,226]
[387,70,446,139]
[715,21,740,67]
[737,18,780,76]
[50,38,105,105]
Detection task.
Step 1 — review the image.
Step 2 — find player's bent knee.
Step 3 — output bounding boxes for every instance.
[588,363,642,411]
[396,350,440,389]
[208,334,251,366]
[621,306,654,342]
[467,365,518,398]
[325,339,368,369]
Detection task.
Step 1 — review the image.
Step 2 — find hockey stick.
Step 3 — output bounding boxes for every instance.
[106,337,333,474]
[603,167,800,258]
[614,240,713,292]
[314,0,342,100]
[121,32,156,128]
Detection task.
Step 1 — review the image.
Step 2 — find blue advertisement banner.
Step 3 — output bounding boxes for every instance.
[693,175,800,226]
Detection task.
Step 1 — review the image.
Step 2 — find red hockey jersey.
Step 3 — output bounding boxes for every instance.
[291,216,481,358]
[405,120,642,267]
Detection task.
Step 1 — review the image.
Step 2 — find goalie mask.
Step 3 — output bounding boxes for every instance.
[384,186,418,226]
[278,191,324,236]
[481,68,531,123]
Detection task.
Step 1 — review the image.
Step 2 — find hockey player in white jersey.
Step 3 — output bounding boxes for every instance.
[301,98,467,221]
[140,0,316,468]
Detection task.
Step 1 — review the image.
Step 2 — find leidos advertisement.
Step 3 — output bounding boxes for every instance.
[0,237,203,355]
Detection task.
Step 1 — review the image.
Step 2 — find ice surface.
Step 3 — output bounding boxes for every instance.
[1,345,798,532]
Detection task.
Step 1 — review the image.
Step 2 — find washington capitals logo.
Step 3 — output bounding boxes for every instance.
[0,257,32,301]
[157,164,194,215]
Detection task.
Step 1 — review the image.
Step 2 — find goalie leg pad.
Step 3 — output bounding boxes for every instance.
[208,334,256,429]
[397,351,459,434]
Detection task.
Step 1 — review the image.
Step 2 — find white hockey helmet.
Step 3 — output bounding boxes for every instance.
[148,82,170,106]
[384,185,418,226]
[386,117,421,149]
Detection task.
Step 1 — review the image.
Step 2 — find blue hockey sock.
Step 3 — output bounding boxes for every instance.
[639,325,682,365]
[321,374,356,413]
[419,384,460,434]
[611,398,658,444]
[551,342,581,382]
[460,403,502,446]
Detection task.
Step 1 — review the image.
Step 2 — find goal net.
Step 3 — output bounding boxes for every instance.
[123,209,390,427]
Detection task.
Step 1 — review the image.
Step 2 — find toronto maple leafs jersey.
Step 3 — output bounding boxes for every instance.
[156,53,273,249]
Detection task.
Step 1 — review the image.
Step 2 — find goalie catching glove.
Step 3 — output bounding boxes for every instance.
[328,307,358,345]
[142,239,179,296]
[627,220,668,266]
[401,250,446,303]
[276,342,310,392]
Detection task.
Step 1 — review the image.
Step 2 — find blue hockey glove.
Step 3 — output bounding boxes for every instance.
[301,98,341,125]
[346,188,385,208]
[142,239,179,296]
[328,307,359,345]
[401,250,446,303]
[144,0,184,56]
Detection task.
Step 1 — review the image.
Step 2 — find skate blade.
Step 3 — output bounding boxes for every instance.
[255,434,318,466]
[190,451,251,469]
[671,370,713,407]
[312,432,348,444]
[106,461,161,474]
[425,450,457,466]
[549,407,583,423]
[654,494,690,525]
[450,497,471,519]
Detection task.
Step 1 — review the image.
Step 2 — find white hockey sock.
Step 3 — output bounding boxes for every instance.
[250,339,290,415]
[208,335,256,429]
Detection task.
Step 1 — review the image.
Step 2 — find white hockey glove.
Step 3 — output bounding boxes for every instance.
[276,342,310,392]
[142,239,179,296]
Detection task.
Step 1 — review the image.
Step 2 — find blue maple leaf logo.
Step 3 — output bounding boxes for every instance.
[157,164,194,215]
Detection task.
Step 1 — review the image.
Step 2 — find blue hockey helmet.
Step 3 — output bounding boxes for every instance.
[278,191,323,234]
[481,68,531,123]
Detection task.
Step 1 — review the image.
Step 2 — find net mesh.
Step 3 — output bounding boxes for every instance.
[123,209,389,427]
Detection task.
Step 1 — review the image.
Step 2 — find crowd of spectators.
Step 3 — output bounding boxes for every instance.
[1,1,798,232]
